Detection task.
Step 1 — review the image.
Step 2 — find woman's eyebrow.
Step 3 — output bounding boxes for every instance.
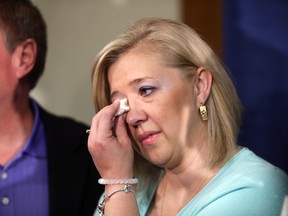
[128,76,156,86]
[110,76,156,99]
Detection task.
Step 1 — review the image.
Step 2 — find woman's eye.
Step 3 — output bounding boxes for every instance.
[139,86,155,97]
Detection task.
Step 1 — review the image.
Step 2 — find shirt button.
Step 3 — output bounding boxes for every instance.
[2,197,9,205]
[1,172,8,180]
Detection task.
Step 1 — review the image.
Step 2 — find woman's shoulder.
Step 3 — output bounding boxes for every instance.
[180,147,288,215]
[211,147,288,194]
[223,147,288,183]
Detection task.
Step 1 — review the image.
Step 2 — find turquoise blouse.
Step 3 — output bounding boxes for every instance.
[95,148,288,216]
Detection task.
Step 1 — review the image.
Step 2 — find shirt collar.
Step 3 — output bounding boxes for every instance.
[22,99,47,158]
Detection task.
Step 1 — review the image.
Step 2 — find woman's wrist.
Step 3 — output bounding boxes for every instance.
[98,177,138,194]
[98,178,138,185]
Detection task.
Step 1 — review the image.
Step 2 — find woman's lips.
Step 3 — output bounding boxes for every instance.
[138,131,160,147]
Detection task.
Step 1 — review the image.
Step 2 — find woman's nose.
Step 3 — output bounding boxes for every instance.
[125,101,147,127]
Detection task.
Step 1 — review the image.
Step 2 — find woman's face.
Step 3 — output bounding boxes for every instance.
[108,48,202,169]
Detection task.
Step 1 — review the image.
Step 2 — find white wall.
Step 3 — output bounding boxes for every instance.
[30,0,181,125]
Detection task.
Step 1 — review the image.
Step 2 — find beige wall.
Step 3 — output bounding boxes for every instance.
[30,0,180,125]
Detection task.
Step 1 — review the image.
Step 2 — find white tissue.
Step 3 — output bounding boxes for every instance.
[114,98,129,117]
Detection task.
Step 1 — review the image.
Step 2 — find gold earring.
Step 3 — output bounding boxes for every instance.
[199,103,208,121]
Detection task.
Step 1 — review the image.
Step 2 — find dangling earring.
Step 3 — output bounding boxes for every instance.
[199,103,208,121]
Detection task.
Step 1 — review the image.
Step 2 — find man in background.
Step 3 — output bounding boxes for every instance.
[0,0,103,215]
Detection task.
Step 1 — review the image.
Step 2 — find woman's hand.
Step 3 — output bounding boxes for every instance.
[88,100,134,179]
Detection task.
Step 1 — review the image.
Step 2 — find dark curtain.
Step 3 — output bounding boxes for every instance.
[223,0,288,173]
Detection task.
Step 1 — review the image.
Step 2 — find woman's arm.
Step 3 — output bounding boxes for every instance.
[88,100,140,216]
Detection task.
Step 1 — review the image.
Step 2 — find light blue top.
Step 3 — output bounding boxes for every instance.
[95,148,288,216]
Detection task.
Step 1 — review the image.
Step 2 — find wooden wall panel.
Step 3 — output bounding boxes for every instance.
[181,0,223,56]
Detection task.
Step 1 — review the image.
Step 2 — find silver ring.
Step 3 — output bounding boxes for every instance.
[86,129,90,134]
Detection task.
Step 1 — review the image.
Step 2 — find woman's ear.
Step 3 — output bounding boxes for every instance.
[12,38,37,78]
[194,66,212,105]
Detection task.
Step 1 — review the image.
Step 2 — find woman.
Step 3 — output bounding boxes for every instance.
[88,18,288,215]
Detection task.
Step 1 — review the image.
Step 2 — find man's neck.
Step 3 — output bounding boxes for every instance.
[0,97,34,166]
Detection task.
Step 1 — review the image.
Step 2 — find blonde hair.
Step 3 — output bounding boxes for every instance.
[91,17,242,188]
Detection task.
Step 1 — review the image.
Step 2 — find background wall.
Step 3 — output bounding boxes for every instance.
[224,0,288,172]
[30,0,180,125]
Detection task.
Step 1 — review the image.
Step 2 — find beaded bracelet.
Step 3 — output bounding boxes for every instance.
[97,184,134,216]
[98,178,138,185]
